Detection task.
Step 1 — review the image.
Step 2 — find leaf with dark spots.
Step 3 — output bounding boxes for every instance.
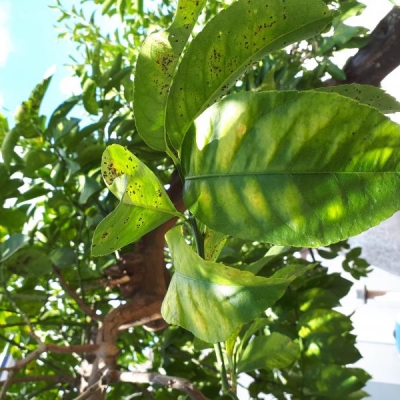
[166,0,335,150]
[92,145,183,256]
[315,84,400,114]
[134,0,207,151]
[182,90,400,247]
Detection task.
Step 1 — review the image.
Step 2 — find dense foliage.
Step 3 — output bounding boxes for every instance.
[1,0,399,399]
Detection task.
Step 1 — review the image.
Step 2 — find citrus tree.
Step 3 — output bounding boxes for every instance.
[1,0,400,399]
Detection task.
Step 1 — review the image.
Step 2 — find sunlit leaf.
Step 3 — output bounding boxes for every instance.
[237,333,299,372]
[161,226,306,343]
[92,145,181,256]
[134,0,207,151]
[166,0,335,149]
[182,90,400,247]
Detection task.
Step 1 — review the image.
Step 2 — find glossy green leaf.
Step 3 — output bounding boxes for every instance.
[92,145,181,256]
[161,226,303,343]
[316,84,400,114]
[182,90,400,247]
[237,333,299,373]
[166,0,335,149]
[0,234,29,262]
[134,0,207,151]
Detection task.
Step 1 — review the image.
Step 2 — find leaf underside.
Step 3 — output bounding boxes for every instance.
[182,91,400,247]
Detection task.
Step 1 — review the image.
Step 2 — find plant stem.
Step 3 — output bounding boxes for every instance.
[214,343,239,400]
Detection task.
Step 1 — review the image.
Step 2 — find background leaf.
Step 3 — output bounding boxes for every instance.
[161,226,306,343]
[316,83,400,114]
[237,333,299,373]
[182,90,400,247]
[134,0,206,151]
[0,234,29,262]
[166,0,335,149]
[92,145,181,256]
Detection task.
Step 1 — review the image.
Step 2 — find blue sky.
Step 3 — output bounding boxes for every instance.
[0,0,77,122]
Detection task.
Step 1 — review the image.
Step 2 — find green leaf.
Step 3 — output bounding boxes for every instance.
[237,333,299,373]
[0,113,8,146]
[82,78,99,115]
[92,145,181,256]
[304,332,361,364]
[203,227,227,261]
[0,234,29,262]
[304,365,370,397]
[23,149,57,177]
[161,226,302,343]
[326,60,346,80]
[1,128,20,168]
[298,288,340,311]
[182,91,400,247]
[389,0,400,6]
[14,75,52,138]
[4,247,53,276]
[245,246,292,274]
[166,0,335,149]
[49,248,77,269]
[298,309,353,338]
[134,0,207,151]
[316,84,400,114]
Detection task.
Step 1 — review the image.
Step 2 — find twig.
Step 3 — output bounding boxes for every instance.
[118,371,210,400]
[53,266,103,322]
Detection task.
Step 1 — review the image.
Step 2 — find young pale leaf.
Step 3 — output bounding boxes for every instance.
[237,333,299,373]
[182,91,400,248]
[161,226,304,343]
[316,84,400,114]
[92,145,181,256]
[166,0,335,149]
[134,0,207,151]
